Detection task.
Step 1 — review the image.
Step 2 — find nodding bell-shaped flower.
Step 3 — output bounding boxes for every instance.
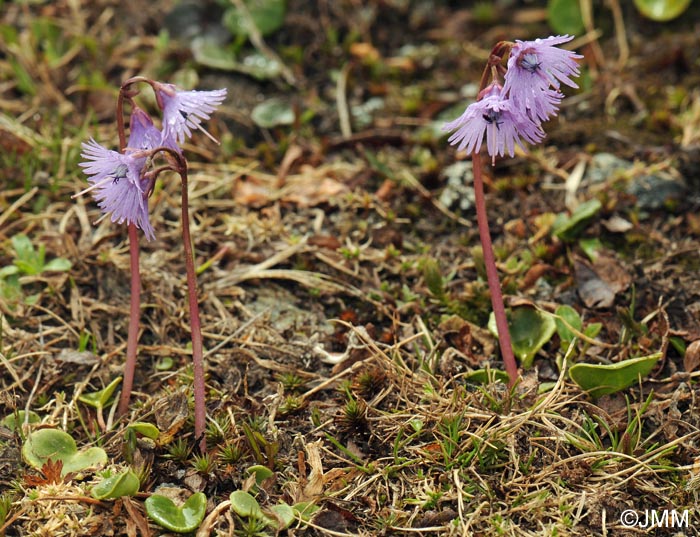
[77,139,155,241]
[153,82,227,146]
[442,83,544,164]
[503,35,582,122]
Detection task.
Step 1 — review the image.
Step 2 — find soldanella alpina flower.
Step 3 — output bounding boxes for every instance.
[443,83,544,164]
[77,139,155,240]
[503,35,582,122]
[441,36,581,387]
[126,106,175,156]
[153,82,227,145]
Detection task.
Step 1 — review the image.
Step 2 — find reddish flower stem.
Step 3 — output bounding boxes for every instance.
[178,163,207,453]
[116,87,142,416]
[118,223,142,415]
[472,152,519,386]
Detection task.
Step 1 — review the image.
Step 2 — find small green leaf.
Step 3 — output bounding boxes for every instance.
[293,501,320,522]
[78,377,122,410]
[145,492,207,533]
[552,199,602,241]
[462,368,510,385]
[488,307,557,368]
[230,490,264,519]
[92,469,140,499]
[223,0,286,38]
[547,0,584,35]
[251,98,295,128]
[11,234,36,263]
[584,322,602,339]
[127,422,160,440]
[22,429,108,476]
[269,503,295,529]
[569,353,662,398]
[43,258,72,272]
[1,410,41,431]
[634,0,691,21]
[578,237,603,262]
[246,464,274,486]
[554,305,582,348]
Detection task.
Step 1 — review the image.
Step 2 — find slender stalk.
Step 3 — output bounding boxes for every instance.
[118,223,142,415]
[178,163,207,453]
[472,152,519,386]
[116,86,142,416]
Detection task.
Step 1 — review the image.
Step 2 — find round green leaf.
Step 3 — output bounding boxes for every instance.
[547,0,584,35]
[269,503,295,529]
[145,492,207,533]
[488,307,557,368]
[246,464,274,486]
[230,490,264,519]
[251,98,294,128]
[634,0,691,21]
[569,352,662,398]
[1,410,41,432]
[22,429,107,476]
[92,470,140,500]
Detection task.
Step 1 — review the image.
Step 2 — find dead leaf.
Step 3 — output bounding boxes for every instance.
[302,440,325,500]
[24,459,66,486]
[684,340,700,373]
[276,144,304,187]
[575,253,631,309]
[602,215,634,233]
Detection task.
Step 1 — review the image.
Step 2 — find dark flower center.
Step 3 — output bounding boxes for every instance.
[519,50,541,73]
[111,163,129,184]
[482,109,503,130]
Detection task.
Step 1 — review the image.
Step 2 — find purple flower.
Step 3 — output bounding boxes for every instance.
[78,139,155,241]
[503,35,582,122]
[153,83,227,145]
[442,84,544,163]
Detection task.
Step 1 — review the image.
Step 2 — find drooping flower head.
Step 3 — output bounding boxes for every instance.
[77,139,155,241]
[153,82,227,145]
[503,35,582,121]
[442,83,544,164]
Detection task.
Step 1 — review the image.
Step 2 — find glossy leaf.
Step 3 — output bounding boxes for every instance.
[22,429,107,476]
[127,422,160,440]
[145,492,207,533]
[462,368,510,385]
[569,353,662,398]
[1,410,41,432]
[634,0,691,21]
[554,305,582,349]
[91,469,140,499]
[489,307,557,368]
[269,503,295,529]
[246,464,274,486]
[230,490,264,519]
[78,377,122,410]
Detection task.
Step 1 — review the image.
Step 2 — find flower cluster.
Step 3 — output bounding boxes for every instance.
[76,83,227,240]
[443,35,581,163]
